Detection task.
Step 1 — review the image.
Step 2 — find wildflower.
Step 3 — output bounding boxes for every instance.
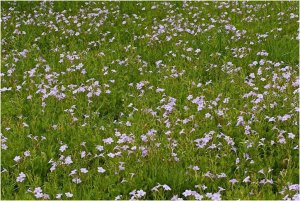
[98,167,106,173]
[171,195,184,201]
[59,144,68,152]
[229,179,238,184]
[292,193,300,201]
[204,113,211,119]
[136,190,146,198]
[288,133,295,139]
[81,151,86,158]
[183,189,193,197]
[211,192,221,201]
[33,187,43,198]
[64,156,73,165]
[243,176,251,183]
[80,168,88,173]
[195,193,203,200]
[69,169,77,176]
[14,156,21,162]
[195,49,201,53]
[24,150,31,157]
[163,184,171,191]
[107,153,115,158]
[56,194,62,199]
[72,177,82,184]
[103,137,114,144]
[96,145,104,151]
[289,184,300,191]
[65,192,73,198]
[16,172,26,182]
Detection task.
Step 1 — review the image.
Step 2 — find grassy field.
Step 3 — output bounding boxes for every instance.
[1,1,299,200]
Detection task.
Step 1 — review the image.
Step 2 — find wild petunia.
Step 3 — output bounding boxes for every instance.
[16,172,26,182]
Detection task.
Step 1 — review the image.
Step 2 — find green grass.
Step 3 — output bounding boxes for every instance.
[1,1,299,200]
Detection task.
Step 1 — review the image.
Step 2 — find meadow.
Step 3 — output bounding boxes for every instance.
[1,1,299,200]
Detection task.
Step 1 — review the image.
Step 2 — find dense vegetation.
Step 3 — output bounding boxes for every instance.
[1,1,299,200]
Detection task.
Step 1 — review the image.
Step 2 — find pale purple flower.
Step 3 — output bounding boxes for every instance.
[229,178,238,184]
[211,192,221,201]
[16,172,26,182]
[289,184,300,191]
[24,150,31,157]
[33,187,43,198]
[96,145,104,151]
[98,167,106,173]
[59,144,68,152]
[56,193,62,199]
[162,184,171,191]
[65,192,73,198]
[103,137,114,144]
[64,156,73,165]
[69,169,77,176]
[243,176,250,183]
[72,177,82,184]
[80,168,88,173]
[183,189,193,197]
[292,193,300,201]
[136,190,146,198]
[14,156,21,162]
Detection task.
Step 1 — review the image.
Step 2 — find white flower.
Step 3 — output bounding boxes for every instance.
[243,176,250,183]
[162,184,171,191]
[64,156,73,165]
[34,187,42,194]
[80,168,88,173]
[288,133,295,139]
[107,153,115,158]
[171,195,184,201]
[16,172,26,182]
[195,193,203,200]
[34,187,43,198]
[103,137,114,144]
[211,192,221,201]
[59,144,68,152]
[195,48,201,53]
[43,194,50,199]
[35,192,44,199]
[96,145,104,151]
[81,151,86,158]
[136,190,146,198]
[229,178,238,184]
[183,190,193,197]
[289,184,300,191]
[24,150,31,157]
[14,156,21,162]
[292,193,300,201]
[69,169,77,176]
[98,167,106,173]
[56,193,62,199]
[72,177,82,184]
[65,192,73,198]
